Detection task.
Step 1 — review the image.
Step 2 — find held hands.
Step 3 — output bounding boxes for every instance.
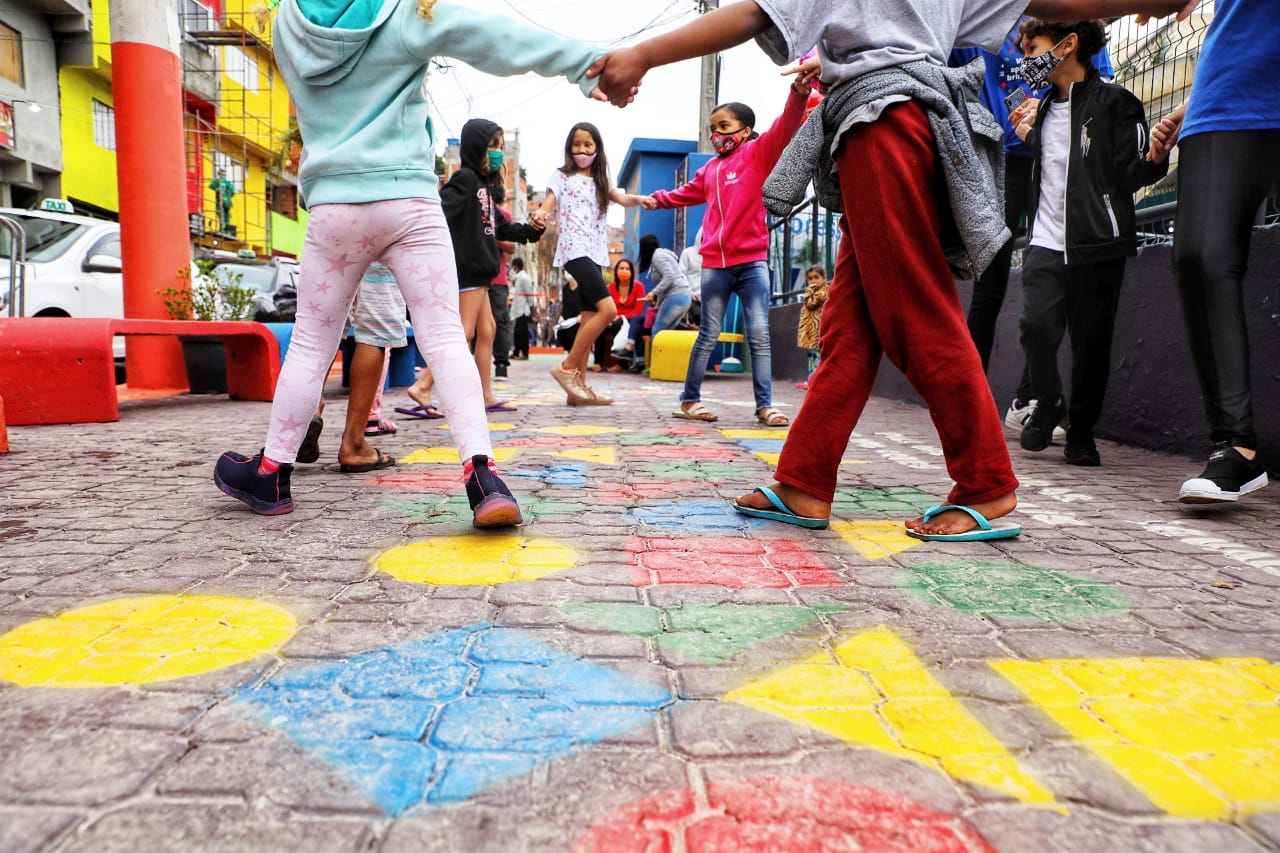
[529,210,549,231]
[1147,101,1187,163]
[586,48,646,108]
[783,56,823,94]
[639,195,659,210]
[1010,97,1040,141]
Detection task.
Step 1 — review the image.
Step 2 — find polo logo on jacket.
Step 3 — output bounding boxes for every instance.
[1079,118,1093,159]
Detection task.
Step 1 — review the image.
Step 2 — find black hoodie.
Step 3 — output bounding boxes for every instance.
[440,118,542,288]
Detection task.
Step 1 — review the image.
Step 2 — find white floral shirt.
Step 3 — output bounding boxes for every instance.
[547,170,609,267]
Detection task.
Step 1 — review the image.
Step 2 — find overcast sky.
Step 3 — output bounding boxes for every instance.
[423,0,798,222]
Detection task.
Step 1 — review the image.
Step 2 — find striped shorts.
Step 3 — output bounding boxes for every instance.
[352,262,408,348]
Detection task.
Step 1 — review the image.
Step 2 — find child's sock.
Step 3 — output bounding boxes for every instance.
[257,456,281,475]
[462,456,499,479]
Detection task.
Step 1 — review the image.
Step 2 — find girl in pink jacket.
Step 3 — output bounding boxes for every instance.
[645,80,808,425]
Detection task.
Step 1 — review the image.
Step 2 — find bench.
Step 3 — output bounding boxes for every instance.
[648,329,747,382]
[0,317,280,426]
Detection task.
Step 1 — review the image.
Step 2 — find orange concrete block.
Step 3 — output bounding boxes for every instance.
[0,395,8,453]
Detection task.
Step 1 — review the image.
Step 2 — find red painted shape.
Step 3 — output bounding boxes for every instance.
[666,424,709,437]
[574,777,998,853]
[595,480,706,502]
[112,40,191,389]
[631,444,740,462]
[626,537,840,588]
[0,396,8,453]
[374,471,465,490]
[0,318,279,425]
[500,435,577,449]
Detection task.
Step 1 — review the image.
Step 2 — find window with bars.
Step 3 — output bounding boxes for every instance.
[179,0,216,33]
[0,21,22,86]
[92,100,116,151]
[223,46,259,94]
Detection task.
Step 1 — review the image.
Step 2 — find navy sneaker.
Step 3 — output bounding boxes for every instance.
[214,450,294,515]
[464,454,523,528]
[1179,443,1268,504]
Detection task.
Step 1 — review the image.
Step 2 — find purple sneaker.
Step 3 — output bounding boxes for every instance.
[214,450,294,515]
[464,454,523,528]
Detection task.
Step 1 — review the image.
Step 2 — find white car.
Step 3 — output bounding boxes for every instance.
[0,207,124,320]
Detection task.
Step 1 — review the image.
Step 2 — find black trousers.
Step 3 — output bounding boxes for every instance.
[1174,129,1280,450]
[488,285,511,370]
[512,314,530,358]
[1020,247,1125,439]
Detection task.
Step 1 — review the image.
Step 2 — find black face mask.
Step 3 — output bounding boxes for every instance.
[1013,37,1068,90]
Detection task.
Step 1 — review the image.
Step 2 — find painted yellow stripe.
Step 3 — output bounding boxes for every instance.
[830,520,923,560]
[373,535,576,586]
[728,627,1056,806]
[992,657,1280,819]
[553,447,619,465]
[401,447,518,464]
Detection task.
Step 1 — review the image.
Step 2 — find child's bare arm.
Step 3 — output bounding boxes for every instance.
[1026,0,1196,22]
[592,1,771,106]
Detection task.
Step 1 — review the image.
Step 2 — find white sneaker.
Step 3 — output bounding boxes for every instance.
[1004,398,1067,444]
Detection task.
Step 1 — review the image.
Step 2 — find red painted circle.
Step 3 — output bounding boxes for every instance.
[574,776,997,853]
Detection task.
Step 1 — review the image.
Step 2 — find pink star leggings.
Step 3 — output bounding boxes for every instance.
[264,198,492,465]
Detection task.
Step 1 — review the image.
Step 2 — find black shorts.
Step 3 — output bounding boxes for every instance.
[563,256,610,308]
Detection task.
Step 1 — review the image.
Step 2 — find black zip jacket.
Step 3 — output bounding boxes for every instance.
[440,119,542,288]
[1025,70,1168,265]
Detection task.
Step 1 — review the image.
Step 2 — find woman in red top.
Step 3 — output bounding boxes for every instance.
[596,258,645,372]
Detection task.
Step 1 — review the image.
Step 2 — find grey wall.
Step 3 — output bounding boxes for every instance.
[770,225,1280,471]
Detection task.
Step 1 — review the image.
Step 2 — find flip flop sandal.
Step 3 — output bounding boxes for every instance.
[394,404,444,420]
[364,418,397,436]
[904,504,1021,542]
[485,400,518,413]
[757,407,790,426]
[339,448,396,474]
[296,415,324,464]
[672,402,718,422]
[732,486,829,529]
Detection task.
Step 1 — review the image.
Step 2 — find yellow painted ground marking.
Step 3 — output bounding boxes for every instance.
[552,447,618,465]
[841,458,874,465]
[373,535,577,586]
[993,658,1280,819]
[831,520,924,560]
[727,627,1056,806]
[719,428,790,439]
[532,425,628,437]
[0,595,296,688]
[400,447,518,465]
[436,422,517,432]
[752,452,781,465]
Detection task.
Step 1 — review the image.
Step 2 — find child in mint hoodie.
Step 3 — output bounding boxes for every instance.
[213,0,604,526]
[642,79,809,426]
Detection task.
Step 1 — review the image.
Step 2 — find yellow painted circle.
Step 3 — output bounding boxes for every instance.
[532,425,628,436]
[436,422,517,432]
[0,595,297,688]
[374,535,577,585]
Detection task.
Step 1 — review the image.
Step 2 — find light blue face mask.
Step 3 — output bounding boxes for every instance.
[487,149,504,173]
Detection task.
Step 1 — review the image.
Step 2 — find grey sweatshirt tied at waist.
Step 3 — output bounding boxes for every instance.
[762,59,1008,280]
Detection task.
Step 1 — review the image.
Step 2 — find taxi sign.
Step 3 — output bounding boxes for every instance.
[39,198,75,214]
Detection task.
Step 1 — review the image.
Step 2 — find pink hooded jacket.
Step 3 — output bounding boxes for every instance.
[652,87,807,269]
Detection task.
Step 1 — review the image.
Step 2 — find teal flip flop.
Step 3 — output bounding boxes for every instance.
[733,486,830,529]
[905,504,1021,541]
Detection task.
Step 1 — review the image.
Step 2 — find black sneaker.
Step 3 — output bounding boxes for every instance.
[214,450,294,515]
[1020,397,1065,452]
[494,364,508,381]
[464,454,523,528]
[1179,443,1269,504]
[1064,432,1101,467]
[296,415,324,464]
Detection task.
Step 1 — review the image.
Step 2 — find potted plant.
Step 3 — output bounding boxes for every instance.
[159,260,259,394]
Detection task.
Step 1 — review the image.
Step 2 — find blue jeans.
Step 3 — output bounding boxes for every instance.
[681,261,772,410]
[651,292,691,340]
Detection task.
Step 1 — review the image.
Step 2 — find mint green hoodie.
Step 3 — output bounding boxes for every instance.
[274,0,601,206]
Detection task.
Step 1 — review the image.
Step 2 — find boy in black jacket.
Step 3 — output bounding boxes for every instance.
[1010,18,1169,466]
[438,118,544,411]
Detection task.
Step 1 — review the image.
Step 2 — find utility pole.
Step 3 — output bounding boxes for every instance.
[111,0,190,389]
[697,0,720,153]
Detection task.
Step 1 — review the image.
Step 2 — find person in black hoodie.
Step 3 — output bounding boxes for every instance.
[440,118,545,411]
[1009,18,1169,466]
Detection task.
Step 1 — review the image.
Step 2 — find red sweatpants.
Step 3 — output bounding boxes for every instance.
[775,100,1018,507]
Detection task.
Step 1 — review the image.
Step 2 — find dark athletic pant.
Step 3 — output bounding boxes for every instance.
[488,284,511,371]
[1174,129,1280,451]
[1020,247,1125,440]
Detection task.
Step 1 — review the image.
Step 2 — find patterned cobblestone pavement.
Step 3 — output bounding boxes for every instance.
[1,353,1278,852]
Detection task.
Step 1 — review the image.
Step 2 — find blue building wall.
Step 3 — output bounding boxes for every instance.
[617,138,698,264]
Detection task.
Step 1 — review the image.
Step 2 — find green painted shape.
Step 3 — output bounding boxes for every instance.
[634,461,745,481]
[380,495,589,523]
[615,433,692,446]
[831,487,936,518]
[562,602,843,665]
[899,560,1128,622]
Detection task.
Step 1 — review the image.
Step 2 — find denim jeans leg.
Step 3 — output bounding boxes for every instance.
[736,261,774,410]
[681,268,730,403]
